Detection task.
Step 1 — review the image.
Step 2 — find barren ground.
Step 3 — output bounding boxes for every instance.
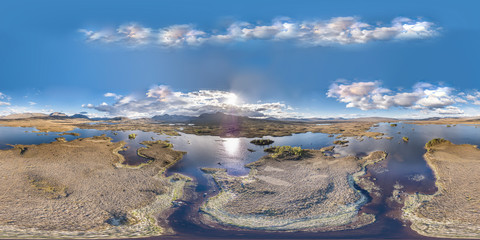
[403,140,480,238]
[0,137,192,239]
[200,148,387,231]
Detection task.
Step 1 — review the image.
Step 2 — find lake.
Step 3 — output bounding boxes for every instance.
[1,122,478,239]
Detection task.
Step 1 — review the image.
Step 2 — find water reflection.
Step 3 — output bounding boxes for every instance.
[222,138,240,156]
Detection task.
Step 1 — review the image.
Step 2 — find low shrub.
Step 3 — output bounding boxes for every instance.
[425,138,448,148]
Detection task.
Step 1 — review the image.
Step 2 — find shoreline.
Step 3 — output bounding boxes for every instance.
[402,140,480,239]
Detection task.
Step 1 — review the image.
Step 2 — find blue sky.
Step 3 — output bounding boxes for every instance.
[1,0,479,118]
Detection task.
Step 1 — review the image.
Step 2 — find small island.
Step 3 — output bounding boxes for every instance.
[333,140,349,145]
[250,139,274,146]
[200,146,387,231]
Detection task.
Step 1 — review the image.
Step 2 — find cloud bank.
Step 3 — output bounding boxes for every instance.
[80,16,439,48]
[327,80,465,115]
[83,85,296,118]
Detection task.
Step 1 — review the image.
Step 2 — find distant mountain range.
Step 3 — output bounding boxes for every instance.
[3,111,447,123]
[0,112,126,121]
[151,114,195,123]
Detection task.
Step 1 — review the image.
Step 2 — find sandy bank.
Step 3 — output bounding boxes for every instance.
[0,137,192,239]
[403,139,480,238]
[200,147,387,231]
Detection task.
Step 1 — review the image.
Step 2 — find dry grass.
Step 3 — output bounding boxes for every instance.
[410,117,480,126]
[0,118,384,139]
[0,118,90,132]
[0,136,190,238]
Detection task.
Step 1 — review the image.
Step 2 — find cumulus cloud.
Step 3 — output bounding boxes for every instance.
[146,85,172,100]
[80,16,439,48]
[84,86,296,118]
[327,80,461,114]
[433,106,464,115]
[117,24,152,45]
[464,91,480,105]
[158,25,207,47]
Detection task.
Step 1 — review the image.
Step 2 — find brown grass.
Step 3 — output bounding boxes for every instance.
[0,136,188,237]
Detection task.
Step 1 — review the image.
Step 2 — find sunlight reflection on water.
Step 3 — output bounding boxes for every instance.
[222,138,240,156]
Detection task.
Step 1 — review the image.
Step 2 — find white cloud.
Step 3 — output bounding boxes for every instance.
[434,106,464,115]
[146,85,172,100]
[80,16,439,48]
[327,80,461,114]
[28,101,36,106]
[158,25,207,47]
[463,91,480,105]
[0,105,54,117]
[416,87,455,108]
[79,29,117,43]
[0,92,11,106]
[104,92,123,100]
[81,103,94,108]
[84,85,297,118]
[117,24,152,45]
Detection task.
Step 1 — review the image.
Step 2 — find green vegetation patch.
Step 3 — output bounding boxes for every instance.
[140,140,173,148]
[250,139,274,146]
[128,133,137,139]
[58,132,81,136]
[402,137,409,142]
[425,138,449,149]
[264,146,305,159]
[390,123,398,127]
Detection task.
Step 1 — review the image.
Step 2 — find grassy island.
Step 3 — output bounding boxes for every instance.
[250,139,274,146]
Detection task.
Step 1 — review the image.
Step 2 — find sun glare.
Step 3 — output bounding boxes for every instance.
[225,93,238,105]
[223,138,240,156]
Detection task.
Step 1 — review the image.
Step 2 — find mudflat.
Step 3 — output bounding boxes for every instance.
[200,147,387,231]
[403,139,480,238]
[0,137,191,238]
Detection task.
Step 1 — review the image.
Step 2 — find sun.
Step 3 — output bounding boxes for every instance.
[225,93,238,105]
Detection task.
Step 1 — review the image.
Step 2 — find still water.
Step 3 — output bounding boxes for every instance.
[1,122,479,239]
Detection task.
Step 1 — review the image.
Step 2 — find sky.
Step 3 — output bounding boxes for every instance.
[1,0,480,119]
